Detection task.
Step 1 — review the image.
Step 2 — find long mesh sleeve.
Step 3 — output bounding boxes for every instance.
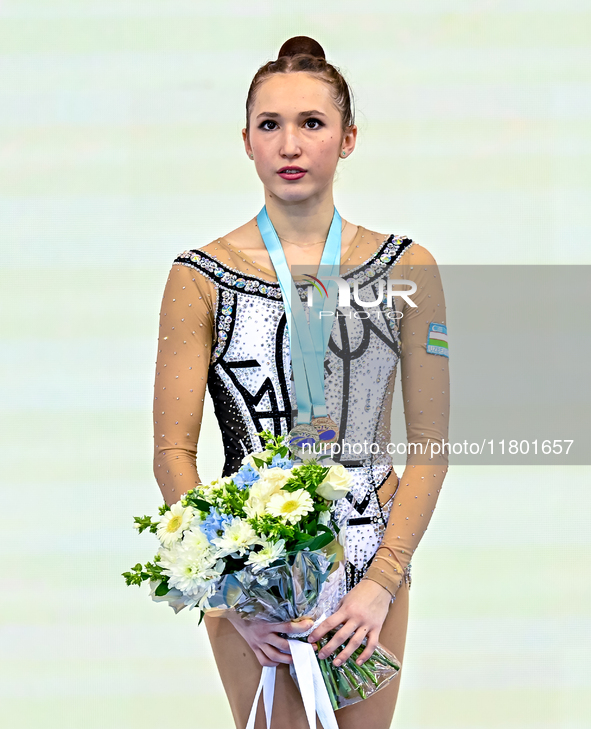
[363,243,450,598]
[153,261,217,505]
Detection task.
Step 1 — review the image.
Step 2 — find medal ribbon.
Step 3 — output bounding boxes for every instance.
[256,205,342,424]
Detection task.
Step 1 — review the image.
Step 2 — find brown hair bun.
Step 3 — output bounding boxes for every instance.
[277,36,326,60]
[245,37,354,132]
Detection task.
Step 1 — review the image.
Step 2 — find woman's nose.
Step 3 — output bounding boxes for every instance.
[279,128,302,156]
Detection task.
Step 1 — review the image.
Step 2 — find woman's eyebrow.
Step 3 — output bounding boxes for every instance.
[255,109,328,119]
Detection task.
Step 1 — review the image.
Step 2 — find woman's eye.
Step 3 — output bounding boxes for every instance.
[305,118,323,129]
[259,120,277,131]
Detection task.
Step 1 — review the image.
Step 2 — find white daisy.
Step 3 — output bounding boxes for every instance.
[245,539,287,573]
[156,503,195,547]
[211,517,259,557]
[266,489,314,525]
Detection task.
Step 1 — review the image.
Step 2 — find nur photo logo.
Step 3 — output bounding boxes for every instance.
[300,273,418,319]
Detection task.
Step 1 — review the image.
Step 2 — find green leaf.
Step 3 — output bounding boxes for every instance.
[155,580,170,597]
[192,497,212,512]
[304,529,335,552]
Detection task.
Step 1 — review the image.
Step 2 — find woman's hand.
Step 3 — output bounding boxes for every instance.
[306,579,392,667]
[227,614,314,668]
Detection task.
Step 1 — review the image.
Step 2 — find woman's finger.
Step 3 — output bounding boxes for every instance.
[273,618,314,636]
[266,632,292,654]
[255,648,279,668]
[332,626,369,666]
[262,643,293,665]
[317,621,357,659]
[307,611,345,644]
[353,631,379,665]
[287,619,314,634]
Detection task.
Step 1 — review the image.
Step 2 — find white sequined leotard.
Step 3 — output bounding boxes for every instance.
[153,224,449,600]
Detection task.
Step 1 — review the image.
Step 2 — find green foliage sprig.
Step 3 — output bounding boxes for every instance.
[122,554,166,586]
[282,461,331,496]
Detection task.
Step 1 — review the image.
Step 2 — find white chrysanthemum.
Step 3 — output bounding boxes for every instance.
[243,476,285,518]
[156,503,195,547]
[161,542,224,596]
[266,489,314,525]
[259,466,293,488]
[243,495,267,519]
[211,517,259,557]
[182,526,212,554]
[156,543,180,573]
[245,539,287,573]
[250,476,284,500]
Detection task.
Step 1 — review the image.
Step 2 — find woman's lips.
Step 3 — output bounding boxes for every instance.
[277,169,307,180]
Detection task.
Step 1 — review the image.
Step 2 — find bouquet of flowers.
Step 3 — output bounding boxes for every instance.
[123,430,400,713]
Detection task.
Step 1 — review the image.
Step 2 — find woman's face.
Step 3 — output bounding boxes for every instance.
[243,72,356,203]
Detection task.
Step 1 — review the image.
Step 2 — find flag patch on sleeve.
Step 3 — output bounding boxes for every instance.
[426,322,448,357]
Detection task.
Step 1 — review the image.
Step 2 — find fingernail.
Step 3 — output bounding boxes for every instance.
[357,659,363,666]
[318,652,325,660]
[333,659,341,667]
[307,636,315,643]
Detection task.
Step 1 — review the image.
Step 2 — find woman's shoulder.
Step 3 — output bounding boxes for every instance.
[173,236,246,272]
[170,225,277,293]
[181,219,262,268]
[400,241,438,266]
[354,225,439,267]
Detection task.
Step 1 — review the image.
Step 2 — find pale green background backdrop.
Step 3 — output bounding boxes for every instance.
[1,1,590,728]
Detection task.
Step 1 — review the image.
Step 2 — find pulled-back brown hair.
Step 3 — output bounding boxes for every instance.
[245,36,355,135]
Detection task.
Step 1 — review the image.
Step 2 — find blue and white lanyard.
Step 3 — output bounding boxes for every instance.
[256,205,342,425]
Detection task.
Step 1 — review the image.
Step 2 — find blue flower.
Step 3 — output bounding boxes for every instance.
[271,453,294,470]
[233,463,261,490]
[200,509,231,543]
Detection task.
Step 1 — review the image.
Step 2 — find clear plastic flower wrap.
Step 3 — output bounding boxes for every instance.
[202,548,401,711]
[203,548,339,622]
[298,630,401,710]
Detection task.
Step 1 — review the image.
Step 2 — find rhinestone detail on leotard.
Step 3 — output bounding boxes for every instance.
[173,234,416,590]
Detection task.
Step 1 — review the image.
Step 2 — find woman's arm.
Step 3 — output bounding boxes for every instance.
[307,243,450,665]
[154,260,315,667]
[153,262,217,506]
[362,243,450,596]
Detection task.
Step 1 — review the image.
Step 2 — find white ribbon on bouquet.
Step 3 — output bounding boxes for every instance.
[245,636,339,729]
[245,561,347,729]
